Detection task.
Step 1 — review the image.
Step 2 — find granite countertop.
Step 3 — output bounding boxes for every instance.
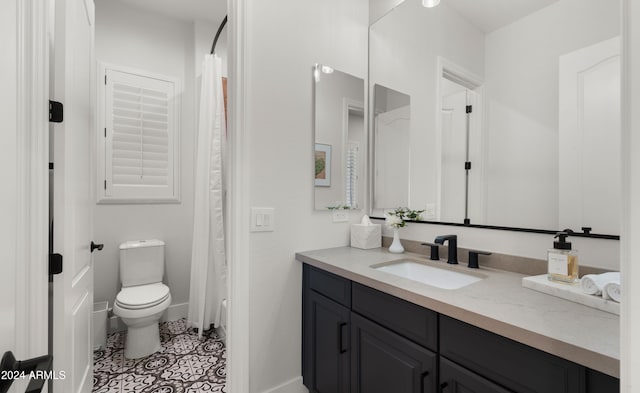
[295,246,620,378]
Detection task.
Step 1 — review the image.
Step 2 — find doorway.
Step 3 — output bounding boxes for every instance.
[436,59,484,224]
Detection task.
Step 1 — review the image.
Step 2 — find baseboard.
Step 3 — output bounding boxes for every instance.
[261,376,307,393]
[108,302,189,334]
[162,302,189,322]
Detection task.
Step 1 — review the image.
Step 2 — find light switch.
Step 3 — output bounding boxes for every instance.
[251,207,275,232]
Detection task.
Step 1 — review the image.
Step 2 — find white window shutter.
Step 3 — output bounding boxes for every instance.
[345,142,359,208]
[100,66,180,203]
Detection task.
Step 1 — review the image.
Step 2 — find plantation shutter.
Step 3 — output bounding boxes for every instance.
[345,142,359,208]
[103,68,179,202]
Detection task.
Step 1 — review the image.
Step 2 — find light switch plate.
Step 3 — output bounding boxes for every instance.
[333,210,349,222]
[251,207,275,232]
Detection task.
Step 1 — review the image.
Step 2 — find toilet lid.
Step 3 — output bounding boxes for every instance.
[116,283,170,309]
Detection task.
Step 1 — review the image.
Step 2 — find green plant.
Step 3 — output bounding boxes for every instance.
[386,207,425,228]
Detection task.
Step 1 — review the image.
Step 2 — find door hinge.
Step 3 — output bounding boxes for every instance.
[466,105,472,114]
[104,180,107,189]
[49,253,63,275]
[104,128,107,138]
[49,100,63,123]
[465,161,472,170]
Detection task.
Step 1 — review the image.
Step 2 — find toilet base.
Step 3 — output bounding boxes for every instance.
[124,321,162,359]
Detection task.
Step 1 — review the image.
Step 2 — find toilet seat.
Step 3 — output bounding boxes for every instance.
[116,283,170,310]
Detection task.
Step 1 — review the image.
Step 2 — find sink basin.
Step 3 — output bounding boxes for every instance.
[373,260,483,290]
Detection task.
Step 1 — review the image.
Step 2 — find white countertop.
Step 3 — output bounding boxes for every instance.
[295,246,620,377]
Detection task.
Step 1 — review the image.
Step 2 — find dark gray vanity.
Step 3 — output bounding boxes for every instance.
[300,257,619,393]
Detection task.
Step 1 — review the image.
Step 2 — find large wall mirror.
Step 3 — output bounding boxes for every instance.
[313,64,366,210]
[370,0,621,236]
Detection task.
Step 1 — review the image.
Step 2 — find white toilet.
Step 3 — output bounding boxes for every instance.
[113,239,172,359]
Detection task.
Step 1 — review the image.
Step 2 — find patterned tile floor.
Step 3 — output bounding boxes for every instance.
[93,319,226,393]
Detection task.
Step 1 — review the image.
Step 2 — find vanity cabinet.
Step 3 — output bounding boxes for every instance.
[351,313,437,393]
[440,316,584,393]
[301,264,619,393]
[303,267,351,393]
[439,357,512,393]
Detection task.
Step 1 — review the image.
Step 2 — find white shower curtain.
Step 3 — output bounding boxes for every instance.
[188,54,227,338]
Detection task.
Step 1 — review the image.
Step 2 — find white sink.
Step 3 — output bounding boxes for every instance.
[373,260,483,290]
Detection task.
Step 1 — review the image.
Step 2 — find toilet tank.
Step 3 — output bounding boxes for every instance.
[119,239,165,287]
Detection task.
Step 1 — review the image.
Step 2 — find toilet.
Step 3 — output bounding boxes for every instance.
[113,239,172,359]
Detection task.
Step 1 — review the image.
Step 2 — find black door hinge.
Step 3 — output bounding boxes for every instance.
[465,161,472,170]
[466,105,472,114]
[49,253,63,275]
[49,100,63,123]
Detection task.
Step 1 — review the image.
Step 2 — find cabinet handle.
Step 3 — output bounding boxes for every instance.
[439,382,449,393]
[420,370,430,393]
[338,322,348,354]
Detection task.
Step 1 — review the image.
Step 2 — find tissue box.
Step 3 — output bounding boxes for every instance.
[350,224,382,249]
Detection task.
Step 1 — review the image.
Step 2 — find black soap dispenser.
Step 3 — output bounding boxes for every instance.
[547,232,579,283]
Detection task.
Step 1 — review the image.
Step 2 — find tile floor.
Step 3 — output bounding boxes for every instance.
[93,319,226,393]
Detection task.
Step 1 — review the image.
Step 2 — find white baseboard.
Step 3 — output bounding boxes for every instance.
[108,302,189,334]
[162,301,189,322]
[261,377,307,393]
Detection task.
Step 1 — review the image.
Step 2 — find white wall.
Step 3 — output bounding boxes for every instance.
[484,0,620,229]
[93,0,196,307]
[241,0,369,391]
[369,0,405,24]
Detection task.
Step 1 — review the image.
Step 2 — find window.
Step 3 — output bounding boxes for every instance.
[98,64,180,203]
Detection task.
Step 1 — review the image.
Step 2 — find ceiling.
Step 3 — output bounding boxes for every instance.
[443,0,559,33]
[116,0,227,23]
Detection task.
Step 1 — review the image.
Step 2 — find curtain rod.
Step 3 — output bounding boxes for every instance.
[210,15,228,54]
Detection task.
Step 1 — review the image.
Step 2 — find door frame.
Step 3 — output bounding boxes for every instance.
[227,0,251,391]
[435,57,484,224]
[13,0,50,374]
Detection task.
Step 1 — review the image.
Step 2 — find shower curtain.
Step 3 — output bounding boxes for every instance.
[188,54,227,338]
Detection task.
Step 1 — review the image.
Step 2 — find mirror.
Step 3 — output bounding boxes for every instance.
[313,65,366,210]
[370,0,621,235]
[372,84,411,209]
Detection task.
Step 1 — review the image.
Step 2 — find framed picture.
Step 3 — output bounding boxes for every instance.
[314,143,331,187]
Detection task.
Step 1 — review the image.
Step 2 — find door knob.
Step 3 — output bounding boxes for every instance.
[91,241,104,253]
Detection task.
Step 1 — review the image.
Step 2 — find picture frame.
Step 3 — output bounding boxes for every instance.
[314,143,331,187]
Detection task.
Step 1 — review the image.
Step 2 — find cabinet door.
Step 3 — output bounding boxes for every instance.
[440,357,513,393]
[351,313,437,393]
[303,289,351,393]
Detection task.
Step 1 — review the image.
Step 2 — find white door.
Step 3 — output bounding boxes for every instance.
[0,1,19,388]
[52,0,95,392]
[440,90,467,222]
[559,37,621,235]
[373,105,411,209]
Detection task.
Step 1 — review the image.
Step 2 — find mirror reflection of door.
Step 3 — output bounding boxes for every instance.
[372,84,411,210]
[559,37,621,235]
[439,69,483,224]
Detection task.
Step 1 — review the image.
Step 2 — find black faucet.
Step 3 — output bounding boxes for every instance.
[434,235,458,264]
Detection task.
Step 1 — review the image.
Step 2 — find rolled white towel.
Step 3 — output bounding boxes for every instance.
[603,281,621,303]
[581,272,620,296]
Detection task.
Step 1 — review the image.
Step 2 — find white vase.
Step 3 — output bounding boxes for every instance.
[389,228,405,253]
